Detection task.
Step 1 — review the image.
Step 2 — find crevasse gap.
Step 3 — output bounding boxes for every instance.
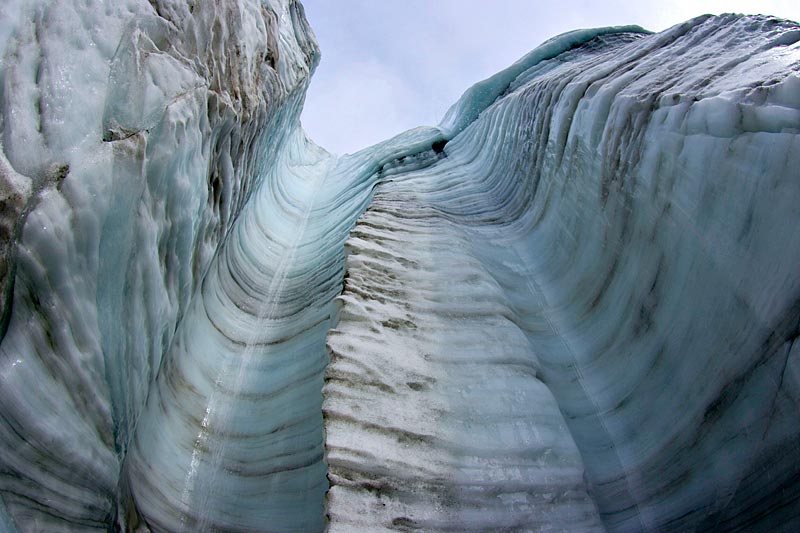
[1,2,799,532]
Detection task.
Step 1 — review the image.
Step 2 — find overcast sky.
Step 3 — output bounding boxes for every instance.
[300,1,800,155]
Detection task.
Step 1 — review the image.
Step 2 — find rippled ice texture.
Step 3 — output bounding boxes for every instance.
[1,2,799,532]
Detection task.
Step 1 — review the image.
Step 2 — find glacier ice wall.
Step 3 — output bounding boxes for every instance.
[1,2,800,532]
[0,0,318,530]
[324,14,800,532]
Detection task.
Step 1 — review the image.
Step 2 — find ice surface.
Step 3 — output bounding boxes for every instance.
[0,0,319,530]
[1,2,799,532]
[326,13,800,531]
[438,24,651,138]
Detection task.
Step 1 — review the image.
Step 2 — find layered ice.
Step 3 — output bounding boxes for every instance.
[0,0,319,529]
[1,2,800,532]
[323,14,800,531]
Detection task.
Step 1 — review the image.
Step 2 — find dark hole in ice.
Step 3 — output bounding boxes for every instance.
[431,140,447,154]
[392,517,418,527]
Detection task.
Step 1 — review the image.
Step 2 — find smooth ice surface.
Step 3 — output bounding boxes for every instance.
[1,2,800,532]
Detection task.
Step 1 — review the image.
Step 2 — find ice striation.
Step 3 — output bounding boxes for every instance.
[0,0,319,529]
[324,16,800,531]
[1,2,800,532]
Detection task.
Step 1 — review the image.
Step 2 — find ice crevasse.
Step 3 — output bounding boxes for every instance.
[0,1,799,531]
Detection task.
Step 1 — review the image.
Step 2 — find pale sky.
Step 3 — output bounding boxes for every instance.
[300,1,800,155]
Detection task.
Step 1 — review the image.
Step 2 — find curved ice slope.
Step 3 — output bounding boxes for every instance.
[0,0,317,529]
[324,13,800,531]
[125,122,452,531]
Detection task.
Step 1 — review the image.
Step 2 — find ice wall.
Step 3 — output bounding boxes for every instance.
[0,0,318,530]
[1,2,799,532]
[324,14,800,532]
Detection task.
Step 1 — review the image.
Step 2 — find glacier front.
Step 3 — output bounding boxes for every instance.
[1,2,799,532]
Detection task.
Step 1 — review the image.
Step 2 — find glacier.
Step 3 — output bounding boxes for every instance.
[1,1,799,532]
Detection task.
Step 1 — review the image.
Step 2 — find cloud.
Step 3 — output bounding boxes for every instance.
[302,59,421,155]
[300,0,800,154]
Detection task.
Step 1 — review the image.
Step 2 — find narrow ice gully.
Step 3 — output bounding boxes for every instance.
[0,2,799,532]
